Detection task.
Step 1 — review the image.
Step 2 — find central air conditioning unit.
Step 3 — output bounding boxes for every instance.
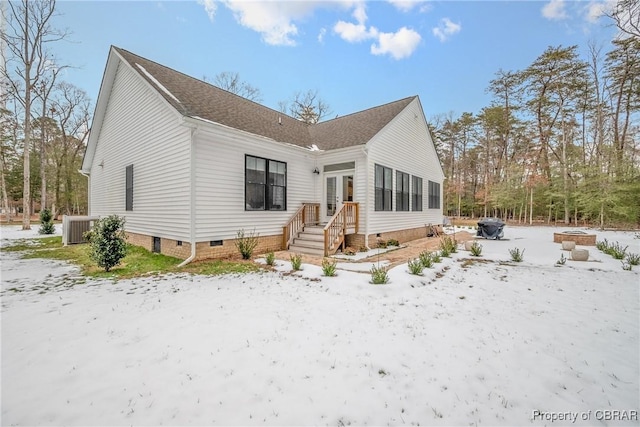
[62,215,100,246]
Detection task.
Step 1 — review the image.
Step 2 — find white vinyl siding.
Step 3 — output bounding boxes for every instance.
[365,98,444,234]
[193,125,315,241]
[89,62,191,240]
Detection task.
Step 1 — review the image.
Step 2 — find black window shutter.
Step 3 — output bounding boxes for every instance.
[126,165,133,211]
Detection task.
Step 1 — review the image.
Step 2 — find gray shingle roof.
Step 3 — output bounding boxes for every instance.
[114,46,415,151]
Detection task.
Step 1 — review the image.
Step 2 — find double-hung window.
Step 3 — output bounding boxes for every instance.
[396,171,409,211]
[245,155,286,211]
[428,180,440,209]
[374,164,392,211]
[412,176,423,211]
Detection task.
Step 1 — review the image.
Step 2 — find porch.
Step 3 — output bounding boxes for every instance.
[282,202,359,257]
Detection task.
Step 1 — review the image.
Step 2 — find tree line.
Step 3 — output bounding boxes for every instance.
[429,34,639,227]
[1,0,637,230]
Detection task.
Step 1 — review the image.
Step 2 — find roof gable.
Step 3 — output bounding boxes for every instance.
[83,46,422,173]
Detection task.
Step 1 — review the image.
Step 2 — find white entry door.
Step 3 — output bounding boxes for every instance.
[325,173,354,221]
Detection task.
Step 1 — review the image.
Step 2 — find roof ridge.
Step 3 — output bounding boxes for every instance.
[316,96,416,125]
[112,46,300,122]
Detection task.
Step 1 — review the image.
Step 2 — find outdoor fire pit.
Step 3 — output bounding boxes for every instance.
[553,230,596,246]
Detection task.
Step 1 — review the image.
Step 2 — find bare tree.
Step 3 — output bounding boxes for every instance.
[1,0,67,229]
[50,81,90,215]
[608,0,640,40]
[280,90,332,124]
[34,61,63,211]
[208,71,262,102]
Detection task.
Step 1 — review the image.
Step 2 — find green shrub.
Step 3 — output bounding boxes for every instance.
[235,228,259,260]
[265,251,276,266]
[439,235,457,254]
[431,252,442,263]
[407,258,423,275]
[370,264,389,285]
[509,247,525,262]
[625,252,640,266]
[85,215,128,272]
[596,239,610,252]
[38,208,55,235]
[609,242,628,260]
[321,257,337,276]
[469,241,483,257]
[290,253,302,271]
[377,239,388,249]
[387,239,399,247]
[419,250,434,268]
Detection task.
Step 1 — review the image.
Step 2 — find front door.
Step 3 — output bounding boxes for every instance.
[325,173,354,221]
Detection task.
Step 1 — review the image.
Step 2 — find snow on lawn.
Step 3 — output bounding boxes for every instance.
[1,225,638,426]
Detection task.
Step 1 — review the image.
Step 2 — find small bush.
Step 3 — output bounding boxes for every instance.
[370,264,389,285]
[440,235,458,254]
[431,252,442,263]
[407,258,424,275]
[419,250,434,268]
[469,241,483,257]
[387,239,399,247]
[440,247,451,258]
[358,246,369,253]
[625,252,640,266]
[235,228,259,260]
[321,258,337,276]
[556,253,566,265]
[609,242,628,260]
[509,247,525,262]
[377,239,388,249]
[596,239,609,252]
[85,214,128,272]
[343,246,356,256]
[38,208,55,235]
[265,251,276,266]
[290,253,302,271]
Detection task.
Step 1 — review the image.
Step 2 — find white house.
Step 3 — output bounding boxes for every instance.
[81,46,445,261]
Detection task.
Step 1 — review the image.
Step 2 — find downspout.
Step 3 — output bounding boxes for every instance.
[178,124,198,267]
[78,170,90,216]
[361,146,370,249]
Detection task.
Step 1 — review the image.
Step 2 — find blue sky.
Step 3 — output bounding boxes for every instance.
[52,0,618,120]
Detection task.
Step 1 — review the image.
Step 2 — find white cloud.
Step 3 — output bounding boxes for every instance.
[334,20,378,42]
[584,0,614,23]
[542,0,568,20]
[387,0,429,13]
[432,17,461,42]
[198,0,217,21]
[334,1,377,42]
[318,27,327,43]
[371,27,421,60]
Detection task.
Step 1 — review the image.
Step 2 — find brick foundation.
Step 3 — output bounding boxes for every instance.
[126,232,193,259]
[345,225,443,250]
[127,225,444,260]
[126,231,284,260]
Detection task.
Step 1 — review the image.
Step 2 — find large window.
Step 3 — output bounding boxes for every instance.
[245,155,286,211]
[396,171,409,211]
[428,180,440,209]
[125,164,133,211]
[412,176,423,211]
[375,164,392,211]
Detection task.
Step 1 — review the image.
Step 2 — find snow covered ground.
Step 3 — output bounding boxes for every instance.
[1,225,639,426]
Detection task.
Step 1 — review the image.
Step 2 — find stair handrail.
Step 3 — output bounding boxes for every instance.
[282,203,320,249]
[322,202,359,256]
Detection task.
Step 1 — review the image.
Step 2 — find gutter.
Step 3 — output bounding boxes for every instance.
[178,122,199,267]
